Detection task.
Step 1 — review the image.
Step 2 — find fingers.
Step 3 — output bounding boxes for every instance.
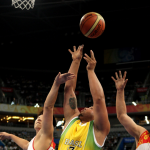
[63,72,75,78]
[90,50,96,60]
[0,135,4,140]
[115,72,119,79]
[84,53,91,61]
[80,44,84,50]
[83,56,90,63]
[117,71,127,79]
[111,76,116,82]
[73,46,76,52]
[65,73,75,81]
[79,45,84,53]
[57,72,61,76]
[55,72,61,80]
[68,49,73,54]
[67,75,75,80]
[119,71,122,78]
[123,71,127,80]
[63,72,74,76]
[124,79,128,86]
[83,50,95,62]
[112,71,127,81]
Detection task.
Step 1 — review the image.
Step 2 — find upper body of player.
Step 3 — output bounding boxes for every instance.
[58,46,110,150]
[0,72,75,150]
[111,71,150,150]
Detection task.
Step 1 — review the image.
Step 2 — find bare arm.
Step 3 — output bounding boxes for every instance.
[63,45,83,123]
[112,71,146,141]
[42,72,75,137]
[0,132,29,150]
[84,50,110,136]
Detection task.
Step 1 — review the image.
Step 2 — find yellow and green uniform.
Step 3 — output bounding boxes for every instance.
[58,117,106,150]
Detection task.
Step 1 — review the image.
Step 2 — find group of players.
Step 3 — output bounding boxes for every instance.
[0,45,150,150]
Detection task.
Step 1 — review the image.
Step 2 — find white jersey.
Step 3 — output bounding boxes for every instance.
[136,143,150,150]
[27,136,56,150]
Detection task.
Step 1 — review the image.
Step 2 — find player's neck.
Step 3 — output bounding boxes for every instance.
[81,120,88,124]
[35,128,41,135]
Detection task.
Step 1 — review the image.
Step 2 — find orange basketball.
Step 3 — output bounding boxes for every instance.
[79,12,105,38]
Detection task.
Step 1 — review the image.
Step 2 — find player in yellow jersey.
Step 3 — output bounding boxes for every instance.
[111,71,150,150]
[58,45,110,150]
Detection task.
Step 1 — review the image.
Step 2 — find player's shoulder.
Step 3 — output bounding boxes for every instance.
[63,116,79,131]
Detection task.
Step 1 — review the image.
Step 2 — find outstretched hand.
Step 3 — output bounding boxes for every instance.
[111,71,128,91]
[83,50,96,71]
[0,132,11,140]
[54,72,75,86]
[68,44,84,61]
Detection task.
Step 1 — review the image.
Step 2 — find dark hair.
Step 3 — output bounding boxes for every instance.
[37,109,56,128]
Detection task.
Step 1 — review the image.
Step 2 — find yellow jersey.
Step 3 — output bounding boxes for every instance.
[58,117,106,150]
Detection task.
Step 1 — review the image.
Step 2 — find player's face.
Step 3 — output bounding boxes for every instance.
[34,115,43,130]
[79,106,94,121]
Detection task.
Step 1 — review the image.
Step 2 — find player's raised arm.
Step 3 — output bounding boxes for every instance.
[42,72,75,137]
[83,50,110,140]
[111,71,146,142]
[0,132,29,150]
[63,45,84,125]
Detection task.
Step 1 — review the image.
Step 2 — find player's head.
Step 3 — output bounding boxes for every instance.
[78,106,94,122]
[34,109,56,131]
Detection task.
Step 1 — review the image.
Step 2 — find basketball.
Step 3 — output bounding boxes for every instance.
[79,12,105,38]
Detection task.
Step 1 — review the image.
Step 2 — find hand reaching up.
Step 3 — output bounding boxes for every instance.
[68,44,84,61]
[0,132,11,140]
[111,71,128,91]
[83,50,96,71]
[54,72,75,86]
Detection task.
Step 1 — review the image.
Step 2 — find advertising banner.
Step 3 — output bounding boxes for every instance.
[104,47,141,64]
[1,87,13,92]
[0,104,42,114]
[1,104,150,115]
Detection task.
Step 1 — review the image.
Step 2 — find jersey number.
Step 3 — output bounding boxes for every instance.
[68,146,75,150]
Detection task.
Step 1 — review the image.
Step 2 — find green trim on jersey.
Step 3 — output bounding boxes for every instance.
[59,117,79,146]
[84,120,103,150]
[59,118,104,150]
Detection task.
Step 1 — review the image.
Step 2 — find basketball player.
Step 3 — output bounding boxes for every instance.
[58,45,110,150]
[0,72,75,150]
[111,71,150,150]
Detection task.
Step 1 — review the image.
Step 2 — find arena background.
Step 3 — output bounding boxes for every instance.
[0,0,150,150]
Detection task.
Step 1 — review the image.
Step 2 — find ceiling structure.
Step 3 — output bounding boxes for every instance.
[0,0,150,40]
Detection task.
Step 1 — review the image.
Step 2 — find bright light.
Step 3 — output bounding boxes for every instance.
[11,101,15,105]
[18,120,20,122]
[27,117,34,120]
[34,103,40,107]
[145,116,149,124]
[132,102,137,106]
[23,118,26,121]
[7,117,11,120]
[12,116,20,119]
[56,120,64,127]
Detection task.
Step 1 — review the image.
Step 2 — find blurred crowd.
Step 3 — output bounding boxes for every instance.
[0,68,150,108]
